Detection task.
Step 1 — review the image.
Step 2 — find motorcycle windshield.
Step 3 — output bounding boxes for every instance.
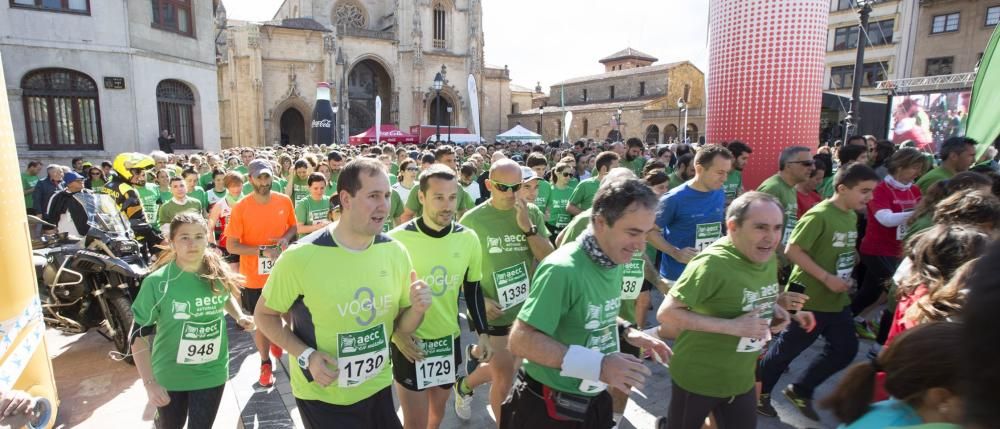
[74,193,129,235]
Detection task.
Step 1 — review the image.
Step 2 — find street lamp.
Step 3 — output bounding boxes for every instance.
[846,0,873,138]
[676,97,688,143]
[615,106,623,141]
[446,106,453,143]
[433,72,444,143]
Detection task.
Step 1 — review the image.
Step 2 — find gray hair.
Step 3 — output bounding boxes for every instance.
[592,178,658,228]
[726,191,784,227]
[778,146,811,170]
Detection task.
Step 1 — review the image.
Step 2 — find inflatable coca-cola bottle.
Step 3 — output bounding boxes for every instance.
[311,82,335,145]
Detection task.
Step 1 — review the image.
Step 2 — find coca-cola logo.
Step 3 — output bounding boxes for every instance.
[312,119,332,128]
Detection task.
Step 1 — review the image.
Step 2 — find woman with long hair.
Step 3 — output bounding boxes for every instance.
[903,171,992,240]
[544,161,578,242]
[392,158,418,203]
[820,322,964,428]
[84,166,107,191]
[131,212,254,429]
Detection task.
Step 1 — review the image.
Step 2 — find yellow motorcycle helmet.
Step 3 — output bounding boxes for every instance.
[112,152,155,180]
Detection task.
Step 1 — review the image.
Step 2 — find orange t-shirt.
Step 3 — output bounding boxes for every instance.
[225,193,297,289]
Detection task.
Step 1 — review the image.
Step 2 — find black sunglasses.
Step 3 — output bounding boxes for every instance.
[789,160,815,167]
[560,172,572,178]
[492,181,522,193]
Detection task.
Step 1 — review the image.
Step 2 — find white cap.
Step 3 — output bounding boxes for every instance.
[520,166,540,182]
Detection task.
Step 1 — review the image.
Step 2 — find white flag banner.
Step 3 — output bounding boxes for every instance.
[374,95,382,145]
[563,111,573,143]
[467,74,480,142]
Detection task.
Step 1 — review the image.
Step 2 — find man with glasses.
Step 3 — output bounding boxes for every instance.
[453,159,554,423]
[757,146,814,264]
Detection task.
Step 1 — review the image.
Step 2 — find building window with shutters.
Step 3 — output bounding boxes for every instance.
[156,80,197,149]
[151,0,194,37]
[21,68,103,150]
[433,2,446,49]
[10,0,90,15]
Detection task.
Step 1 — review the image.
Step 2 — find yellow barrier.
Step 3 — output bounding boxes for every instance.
[0,52,59,427]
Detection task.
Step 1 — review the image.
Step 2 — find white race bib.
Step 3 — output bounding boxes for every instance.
[414,335,456,389]
[896,223,908,241]
[694,222,722,252]
[620,255,644,301]
[836,252,856,282]
[176,319,223,364]
[338,324,389,387]
[736,302,773,353]
[494,262,530,310]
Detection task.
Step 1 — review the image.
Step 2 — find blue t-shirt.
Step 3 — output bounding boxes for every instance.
[655,182,726,280]
[842,399,922,429]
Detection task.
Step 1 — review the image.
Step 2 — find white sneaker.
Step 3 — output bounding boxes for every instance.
[453,377,473,420]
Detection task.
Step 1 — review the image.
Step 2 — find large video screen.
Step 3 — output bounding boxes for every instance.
[888,90,971,152]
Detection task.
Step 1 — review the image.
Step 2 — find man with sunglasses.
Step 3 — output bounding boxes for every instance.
[454,159,554,423]
[757,146,814,264]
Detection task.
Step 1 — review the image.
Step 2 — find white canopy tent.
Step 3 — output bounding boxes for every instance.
[426,134,485,145]
[496,124,542,142]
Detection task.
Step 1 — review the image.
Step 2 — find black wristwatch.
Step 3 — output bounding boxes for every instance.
[523,225,538,237]
[617,320,636,337]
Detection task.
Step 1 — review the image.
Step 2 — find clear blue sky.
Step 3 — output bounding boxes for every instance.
[222,0,709,92]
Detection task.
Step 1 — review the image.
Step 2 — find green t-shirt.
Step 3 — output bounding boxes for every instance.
[787,200,858,312]
[22,173,38,210]
[242,179,285,196]
[132,262,230,391]
[560,208,592,245]
[757,174,799,246]
[137,184,163,230]
[546,184,577,228]
[915,165,954,194]
[533,180,552,215]
[188,186,208,213]
[290,176,309,205]
[262,229,412,405]
[459,201,549,327]
[233,165,248,176]
[158,198,203,226]
[404,184,475,215]
[390,163,399,176]
[382,189,404,233]
[723,170,742,200]
[567,177,600,211]
[199,172,214,189]
[518,241,623,396]
[389,220,482,339]
[621,156,646,177]
[668,172,686,189]
[668,237,779,398]
[903,213,933,242]
[295,197,331,237]
[817,175,835,199]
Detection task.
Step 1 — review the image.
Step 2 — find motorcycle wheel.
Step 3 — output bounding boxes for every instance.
[106,292,135,365]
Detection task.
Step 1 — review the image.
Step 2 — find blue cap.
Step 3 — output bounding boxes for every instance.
[63,171,84,185]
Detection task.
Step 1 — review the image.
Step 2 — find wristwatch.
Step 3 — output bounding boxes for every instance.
[298,347,316,370]
[523,225,538,236]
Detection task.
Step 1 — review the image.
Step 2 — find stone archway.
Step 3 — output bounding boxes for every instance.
[280,108,306,146]
[645,125,659,145]
[347,58,392,135]
[270,97,311,146]
[687,123,699,142]
[428,95,453,126]
[663,123,678,140]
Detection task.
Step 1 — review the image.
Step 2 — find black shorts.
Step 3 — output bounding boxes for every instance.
[484,323,511,337]
[241,288,262,315]
[499,370,613,429]
[295,386,401,429]
[390,335,462,391]
[640,279,653,292]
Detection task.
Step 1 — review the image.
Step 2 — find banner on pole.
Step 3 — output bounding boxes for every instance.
[468,74,481,141]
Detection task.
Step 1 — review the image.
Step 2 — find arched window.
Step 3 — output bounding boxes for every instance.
[156,80,196,149]
[21,68,102,149]
[433,2,447,49]
[645,125,659,144]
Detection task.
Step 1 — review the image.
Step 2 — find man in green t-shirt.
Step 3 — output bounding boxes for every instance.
[567,151,619,216]
[722,141,752,206]
[157,177,203,235]
[387,165,493,429]
[454,159,554,422]
[233,148,253,176]
[757,146,813,257]
[22,161,42,214]
[400,145,476,222]
[294,173,331,238]
[255,158,432,428]
[915,137,977,193]
[758,164,880,421]
[621,138,647,177]
[657,191,813,428]
[502,178,670,428]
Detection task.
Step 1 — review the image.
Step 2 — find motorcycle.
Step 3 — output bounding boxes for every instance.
[29,192,149,364]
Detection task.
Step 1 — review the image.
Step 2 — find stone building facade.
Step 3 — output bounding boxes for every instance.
[509,48,705,145]
[909,0,1000,78]
[2,0,221,165]
[217,0,512,148]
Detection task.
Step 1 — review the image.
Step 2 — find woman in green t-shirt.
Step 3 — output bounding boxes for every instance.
[295,173,331,237]
[544,161,578,241]
[131,212,254,429]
